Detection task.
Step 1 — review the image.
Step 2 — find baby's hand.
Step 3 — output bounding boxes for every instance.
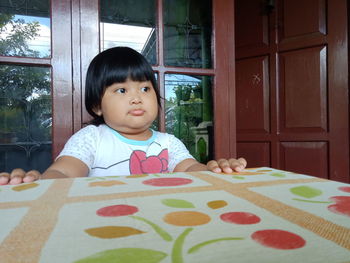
[207,158,247,174]
[0,169,41,185]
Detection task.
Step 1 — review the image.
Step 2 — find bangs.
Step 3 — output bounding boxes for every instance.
[103,57,155,88]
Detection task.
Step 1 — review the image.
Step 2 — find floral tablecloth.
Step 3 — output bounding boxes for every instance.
[0,167,349,263]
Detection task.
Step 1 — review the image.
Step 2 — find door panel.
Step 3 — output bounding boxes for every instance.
[236,56,270,134]
[51,0,73,157]
[280,141,328,179]
[279,46,327,132]
[278,0,327,52]
[235,0,349,182]
[235,0,269,57]
[80,0,99,127]
[237,142,270,168]
[279,0,326,43]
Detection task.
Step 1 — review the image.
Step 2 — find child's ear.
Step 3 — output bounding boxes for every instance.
[93,107,102,116]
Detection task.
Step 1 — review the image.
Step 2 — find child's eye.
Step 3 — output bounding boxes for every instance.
[116,88,126,94]
[141,87,150,92]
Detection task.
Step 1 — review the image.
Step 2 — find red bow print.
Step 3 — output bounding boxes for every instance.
[130,149,169,174]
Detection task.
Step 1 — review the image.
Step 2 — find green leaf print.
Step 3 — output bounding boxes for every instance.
[74,248,167,263]
[270,173,286,178]
[290,186,322,198]
[161,199,195,208]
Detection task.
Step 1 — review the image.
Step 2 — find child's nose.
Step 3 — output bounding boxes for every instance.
[130,95,142,104]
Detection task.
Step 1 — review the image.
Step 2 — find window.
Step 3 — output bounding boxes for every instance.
[0,0,235,172]
[0,0,52,172]
[99,0,214,162]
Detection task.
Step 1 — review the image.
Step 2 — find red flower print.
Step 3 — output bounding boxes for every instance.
[130,149,168,174]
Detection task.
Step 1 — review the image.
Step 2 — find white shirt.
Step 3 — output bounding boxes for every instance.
[57,124,194,177]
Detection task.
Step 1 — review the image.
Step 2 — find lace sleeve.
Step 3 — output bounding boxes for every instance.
[56,125,98,169]
[168,134,195,171]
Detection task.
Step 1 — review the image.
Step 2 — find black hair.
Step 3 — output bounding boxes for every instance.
[85,46,160,125]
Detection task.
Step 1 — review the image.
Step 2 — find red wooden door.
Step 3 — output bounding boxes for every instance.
[235,0,349,182]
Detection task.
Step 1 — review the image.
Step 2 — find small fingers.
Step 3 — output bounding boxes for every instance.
[238,157,247,169]
[218,159,233,173]
[229,157,247,172]
[0,172,10,185]
[9,168,26,185]
[208,158,248,174]
[0,169,40,185]
[207,160,222,173]
[23,170,41,183]
[207,159,233,173]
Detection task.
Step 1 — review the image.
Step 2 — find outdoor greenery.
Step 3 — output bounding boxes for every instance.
[0,14,40,57]
[0,13,51,172]
[166,82,212,163]
[0,13,51,142]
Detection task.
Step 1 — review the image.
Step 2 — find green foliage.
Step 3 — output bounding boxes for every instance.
[0,64,51,141]
[197,137,207,163]
[0,107,24,133]
[0,13,40,57]
[166,84,207,162]
[0,14,51,142]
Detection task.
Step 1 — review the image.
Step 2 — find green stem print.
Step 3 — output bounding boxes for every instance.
[188,237,244,254]
[80,199,241,262]
[172,228,193,263]
[292,198,331,204]
[130,215,173,241]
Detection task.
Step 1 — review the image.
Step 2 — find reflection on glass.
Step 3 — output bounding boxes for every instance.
[100,0,157,65]
[151,117,159,131]
[150,73,159,131]
[163,0,212,68]
[165,74,213,163]
[0,64,52,173]
[0,1,51,58]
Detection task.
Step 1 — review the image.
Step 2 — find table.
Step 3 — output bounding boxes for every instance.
[1,167,349,263]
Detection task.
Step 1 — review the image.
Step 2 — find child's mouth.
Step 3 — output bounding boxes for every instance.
[129,109,145,116]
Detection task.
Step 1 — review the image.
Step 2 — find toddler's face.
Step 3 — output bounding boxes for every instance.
[94,78,158,136]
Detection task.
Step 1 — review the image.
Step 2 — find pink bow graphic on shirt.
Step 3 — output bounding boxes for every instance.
[130,149,169,174]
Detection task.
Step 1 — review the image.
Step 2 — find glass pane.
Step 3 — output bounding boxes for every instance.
[151,117,159,131]
[0,64,52,173]
[100,0,157,65]
[163,0,212,68]
[165,74,213,163]
[150,72,159,130]
[0,0,51,58]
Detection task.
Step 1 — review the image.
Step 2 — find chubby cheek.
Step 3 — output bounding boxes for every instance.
[148,101,159,120]
[148,94,159,115]
[101,102,125,122]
